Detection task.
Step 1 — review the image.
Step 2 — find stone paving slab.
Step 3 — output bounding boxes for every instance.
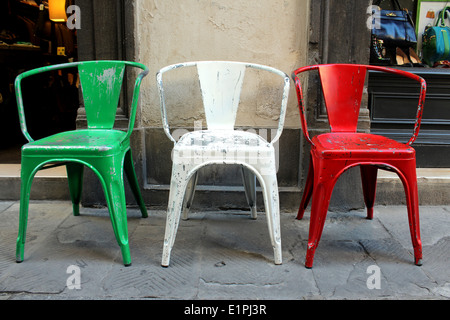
[0,200,449,301]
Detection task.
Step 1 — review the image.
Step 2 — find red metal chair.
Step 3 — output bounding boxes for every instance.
[292,64,426,268]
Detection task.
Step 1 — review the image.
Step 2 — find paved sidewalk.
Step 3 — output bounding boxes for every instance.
[0,200,449,301]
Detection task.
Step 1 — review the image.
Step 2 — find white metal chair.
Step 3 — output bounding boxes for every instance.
[157,61,290,267]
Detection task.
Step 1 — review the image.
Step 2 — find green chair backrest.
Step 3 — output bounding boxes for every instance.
[15,60,148,142]
[79,61,125,129]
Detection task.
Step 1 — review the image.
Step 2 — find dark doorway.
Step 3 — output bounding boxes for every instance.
[0,0,78,164]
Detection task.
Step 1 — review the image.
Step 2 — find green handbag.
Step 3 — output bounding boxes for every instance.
[422,7,450,66]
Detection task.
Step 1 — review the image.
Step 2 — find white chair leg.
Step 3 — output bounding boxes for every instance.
[161,162,194,267]
[182,171,198,220]
[260,169,282,265]
[241,166,257,219]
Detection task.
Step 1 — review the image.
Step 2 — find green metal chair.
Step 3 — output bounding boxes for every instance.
[14,60,149,266]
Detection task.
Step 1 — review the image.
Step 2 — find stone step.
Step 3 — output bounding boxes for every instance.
[0,164,449,206]
[0,164,69,200]
[376,168,450,206]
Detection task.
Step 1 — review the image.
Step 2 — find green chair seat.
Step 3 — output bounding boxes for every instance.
[22,130,128,156]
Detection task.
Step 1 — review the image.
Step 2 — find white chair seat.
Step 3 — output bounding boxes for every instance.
[174,130,273,163]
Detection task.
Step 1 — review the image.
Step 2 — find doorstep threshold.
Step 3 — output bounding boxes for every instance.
[0,164,67,178]
[0,164,449,180]
[378,168,450,180]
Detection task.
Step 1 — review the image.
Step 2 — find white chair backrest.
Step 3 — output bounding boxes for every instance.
[197,61,246,130]
[157,61,290,144]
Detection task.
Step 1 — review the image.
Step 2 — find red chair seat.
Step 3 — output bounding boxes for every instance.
[313,133,416,160]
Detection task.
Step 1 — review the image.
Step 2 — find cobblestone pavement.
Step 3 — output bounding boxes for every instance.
[0,200,449,303]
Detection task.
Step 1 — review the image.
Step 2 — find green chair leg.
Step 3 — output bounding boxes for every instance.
[124,150,148,218]
[66,162,84,216]
[16,191,30,263]
[16,161,36,263]
[99,161,132,266]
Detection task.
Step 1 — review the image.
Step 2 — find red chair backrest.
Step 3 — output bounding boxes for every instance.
[319,64,367,133]
[292,64,426,146]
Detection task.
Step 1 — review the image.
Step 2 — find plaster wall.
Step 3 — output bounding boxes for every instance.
[135,0,309,130]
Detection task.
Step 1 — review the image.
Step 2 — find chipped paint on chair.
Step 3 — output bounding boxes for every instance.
[157,61,290,267]
[14,60,149,266]
[292,64,426,268]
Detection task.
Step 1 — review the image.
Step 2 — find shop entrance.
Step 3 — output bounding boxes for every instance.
[0,0,78,165]
[368,0,450,168]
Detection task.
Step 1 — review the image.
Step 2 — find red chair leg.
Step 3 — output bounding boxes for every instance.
[360,165,378,220]
[398,161,423,266]
[297,159,314,220]
[305,176,335,268]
